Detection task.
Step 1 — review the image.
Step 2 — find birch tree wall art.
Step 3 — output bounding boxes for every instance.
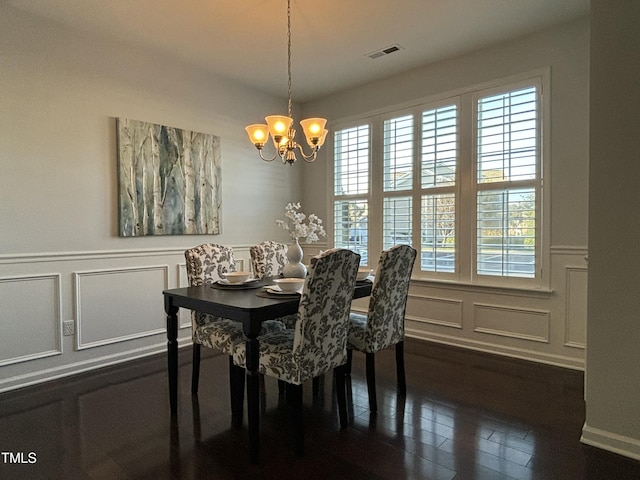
[117,118,221,236]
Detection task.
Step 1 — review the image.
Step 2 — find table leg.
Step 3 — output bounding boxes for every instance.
[165,297,179,416]
[245,336,260,464]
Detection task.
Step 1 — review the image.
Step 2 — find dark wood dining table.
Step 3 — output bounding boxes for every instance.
[163,279,372,464]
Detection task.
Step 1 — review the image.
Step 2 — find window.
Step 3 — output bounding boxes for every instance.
[333,125,370,264]
[475,86,538,278]
[420,104,458,273]
[383,115,413,250]
[332,74,546,286]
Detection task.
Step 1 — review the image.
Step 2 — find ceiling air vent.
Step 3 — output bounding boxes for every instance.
[366,44,404,60]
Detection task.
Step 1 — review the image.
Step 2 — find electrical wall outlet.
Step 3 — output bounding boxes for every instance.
[63,320,75,336]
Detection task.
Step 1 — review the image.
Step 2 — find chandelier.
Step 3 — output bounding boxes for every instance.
[245,0,328,165]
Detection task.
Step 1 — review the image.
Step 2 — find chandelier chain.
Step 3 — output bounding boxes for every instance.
[287,0,292,118]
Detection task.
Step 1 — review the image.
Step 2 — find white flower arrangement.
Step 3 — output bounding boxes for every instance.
[276,202,326,243]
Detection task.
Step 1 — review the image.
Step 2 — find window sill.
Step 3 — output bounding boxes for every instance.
[410,277,553,298]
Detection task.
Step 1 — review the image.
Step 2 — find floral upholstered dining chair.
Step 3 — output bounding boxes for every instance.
[233,248,360,454]
[250,241,298,330]
[249,240,288,279]
[185,243,285,421]
[347,244,417,413]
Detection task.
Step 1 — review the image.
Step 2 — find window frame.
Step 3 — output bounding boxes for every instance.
[471,78,544,286]
[328,69,550,289]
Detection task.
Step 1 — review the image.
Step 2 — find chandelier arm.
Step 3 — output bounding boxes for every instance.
[293,143,319,162]
[257,147,279,162]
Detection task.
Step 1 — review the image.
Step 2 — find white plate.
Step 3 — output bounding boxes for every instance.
[266,287,300,295]
[219,278,258,285]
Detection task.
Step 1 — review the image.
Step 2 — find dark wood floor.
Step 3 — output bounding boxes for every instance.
[1,339,640,480]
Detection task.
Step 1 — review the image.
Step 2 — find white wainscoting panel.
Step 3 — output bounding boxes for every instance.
[177,262,191,329]
[565,266,587,348]
[406,294,463,329]
[0,274,62,365]
[75,266,169,349]
[473,303,550,343]
[178,263,187,287]
[235,259,245,272]
[0,245,588,391]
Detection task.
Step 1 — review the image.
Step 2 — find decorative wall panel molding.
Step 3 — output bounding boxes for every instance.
[0,274,62,366]
[74,265,169,349]
[406,294,463,329]
[405,327,584,370]
[175,256,247,330]
[0,243,587,391]
[565,266,587,348]
[0,247,255,392]
[473,303,550,343]
[177,262,190,329]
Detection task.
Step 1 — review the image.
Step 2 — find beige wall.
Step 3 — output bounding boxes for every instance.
[301,18,590,370]
[0,6,301,254]
[302,17,590,248]
[582,0,640,461]
[2,0,638,463]
[0,5,299,390]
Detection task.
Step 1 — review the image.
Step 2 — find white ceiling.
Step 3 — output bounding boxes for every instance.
[6,0,590,102]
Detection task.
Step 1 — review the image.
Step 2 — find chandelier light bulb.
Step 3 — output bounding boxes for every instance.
[245,124,270,148]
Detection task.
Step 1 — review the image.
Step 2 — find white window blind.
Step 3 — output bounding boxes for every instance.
[334,125,369,196]
[477,188,536,277]
[421,193,456,273]
[420,104,458,273]
[476,86,539,278]
[331,75,544,285]
[477,87,537,183]
[333,125,370,264]
[383,115,413,192]
[422,105,457,188]
[383,196,412,250]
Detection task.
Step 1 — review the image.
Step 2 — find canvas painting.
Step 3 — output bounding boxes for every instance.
[117,118,221,236]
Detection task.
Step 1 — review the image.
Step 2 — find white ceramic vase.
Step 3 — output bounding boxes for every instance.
[283,238,307,278]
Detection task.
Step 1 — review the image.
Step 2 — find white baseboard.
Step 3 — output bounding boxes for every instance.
[0,337,192,394]
[581,423,640,462]
[405,328,585,370]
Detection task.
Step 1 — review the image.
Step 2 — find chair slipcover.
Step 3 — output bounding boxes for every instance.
[347,244,417,413]
[185,243,285,355]
[249,240,288,279]
[250,241,297,328]
[234,248,360,385]
[348,245,417,353]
